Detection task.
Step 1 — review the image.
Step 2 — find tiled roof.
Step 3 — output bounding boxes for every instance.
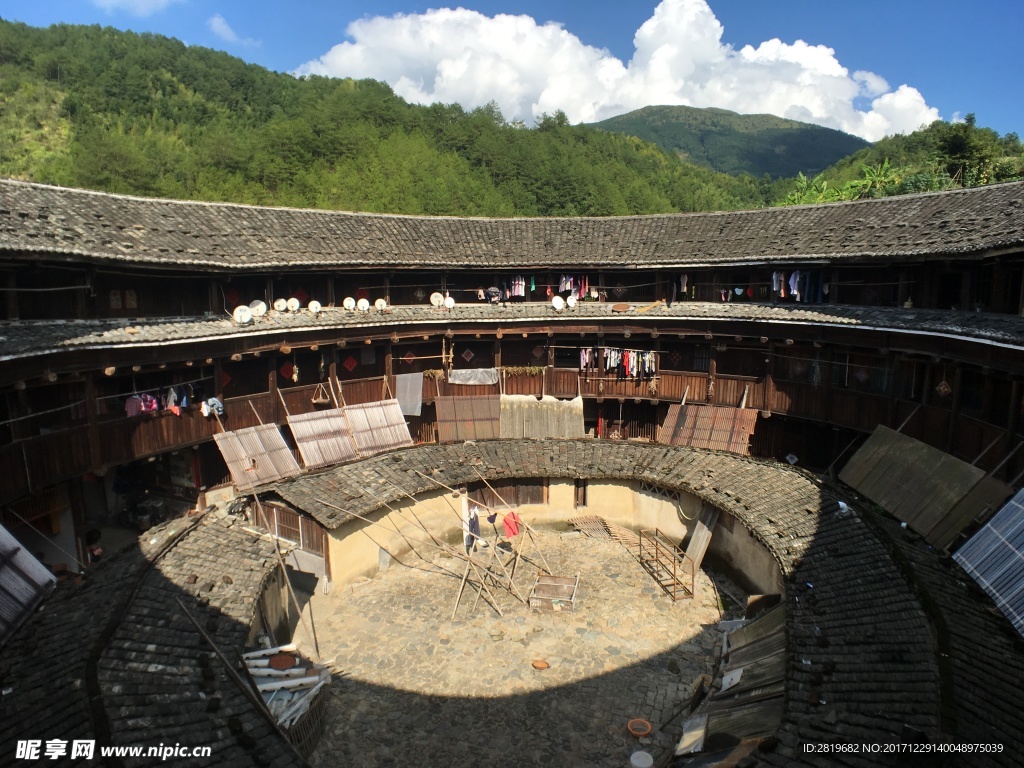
[0,512,301,767]
[0,520,177,765]
[265,439,966,761]
[876,514,1024,765]
[2,179,1022,270]
[4,301,1024,364]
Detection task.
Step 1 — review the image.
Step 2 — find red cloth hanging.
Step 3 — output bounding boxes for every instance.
[502,511,522,538]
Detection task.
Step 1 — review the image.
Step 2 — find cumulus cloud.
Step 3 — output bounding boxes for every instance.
[92,0,180,16]
[207,14,261,47]
[295,0,938,141]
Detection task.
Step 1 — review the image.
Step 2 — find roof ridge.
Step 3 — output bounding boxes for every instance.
[2,175,1021,222]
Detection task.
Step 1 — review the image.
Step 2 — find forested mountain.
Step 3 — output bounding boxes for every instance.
[590,105,869,178]
[777,115,1024,205]
[1,20,1019,216]
[0,19,774,216]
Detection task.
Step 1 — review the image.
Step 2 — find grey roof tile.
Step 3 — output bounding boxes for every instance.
[2,179,1022,271]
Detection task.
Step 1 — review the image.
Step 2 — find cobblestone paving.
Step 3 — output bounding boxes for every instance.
[306,529,741,768]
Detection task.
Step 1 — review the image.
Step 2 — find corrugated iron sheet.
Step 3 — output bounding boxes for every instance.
[343,399,413,458]
[0,523,57,645]
[703,698,784,749]
[840,425,1011,549]
[659,404,757,454]
[287,407,359,469]
[954,489,1024,638]
[499,395,585,439]
[435,396,500,443]
[214,424,301,491]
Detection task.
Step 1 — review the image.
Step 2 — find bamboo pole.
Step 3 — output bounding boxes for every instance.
[408,470,528,600]
[175,598,303,758]
[470,466,553,575]
[313,496,503,614]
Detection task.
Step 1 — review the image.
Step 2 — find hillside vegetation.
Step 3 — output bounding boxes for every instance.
[0,19,774,216]
[778,115,1023,205]
[591,105,869,178]
[1,19,1020,215]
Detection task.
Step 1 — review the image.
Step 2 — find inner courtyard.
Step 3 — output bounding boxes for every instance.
[307,528,733,768]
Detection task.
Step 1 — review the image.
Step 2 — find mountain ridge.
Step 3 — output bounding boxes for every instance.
[590,104,870,178]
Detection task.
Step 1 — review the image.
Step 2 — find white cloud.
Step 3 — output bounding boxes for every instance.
[92,0,181,16]
[207,14,261,47]
[295,0,939,141]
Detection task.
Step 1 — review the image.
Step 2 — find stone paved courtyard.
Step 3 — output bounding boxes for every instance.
[304,528,742,767]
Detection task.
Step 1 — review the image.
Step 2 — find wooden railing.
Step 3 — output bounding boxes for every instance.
[3,369,1022,505]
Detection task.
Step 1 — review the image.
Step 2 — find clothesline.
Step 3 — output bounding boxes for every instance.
[95,373,214,402]
[0,399,87,427]
[0,284,90,293]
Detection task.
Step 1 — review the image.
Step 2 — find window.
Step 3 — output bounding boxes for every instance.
[574,479,588,508]
[692,345,710,373]
[468,478,548,508]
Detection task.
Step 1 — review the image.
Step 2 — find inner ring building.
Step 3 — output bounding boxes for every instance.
[2,178,1024,767]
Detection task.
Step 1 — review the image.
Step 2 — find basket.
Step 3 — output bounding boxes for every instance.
[311,383,331,405]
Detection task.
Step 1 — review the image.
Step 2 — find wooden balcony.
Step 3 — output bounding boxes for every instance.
[2,370,1021,506]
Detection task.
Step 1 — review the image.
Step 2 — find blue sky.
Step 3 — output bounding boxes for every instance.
[2,0,1021,141]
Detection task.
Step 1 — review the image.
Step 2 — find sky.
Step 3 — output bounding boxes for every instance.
[2,0,1022,142]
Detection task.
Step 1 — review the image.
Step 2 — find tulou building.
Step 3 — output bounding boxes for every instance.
[2,177,1024,766]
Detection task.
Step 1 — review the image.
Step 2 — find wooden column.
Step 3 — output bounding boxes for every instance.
[961,267,975,312]
[897,269,910,307]
[83,375,103,470]
[763,342,775,412]
[1003,379,1022,480]
[822,349,835,424]
[6,271,17,320]
[990,261,1007,312]
[707,355,717,403]
[1008,380,1022,443]
[327,345,341,403]
[208,279,219,315]
[268,357,279,423]
[945,365,963,452]
[887,354,901,428]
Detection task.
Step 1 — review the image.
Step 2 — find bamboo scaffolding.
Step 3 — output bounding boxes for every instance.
[312,496,504,616]
[469,466,554,575]
[385,477,527,604]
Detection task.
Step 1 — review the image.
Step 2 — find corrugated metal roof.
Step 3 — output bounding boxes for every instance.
[660,404,757,454]
[954,489,1024,638]
[213,424,301,491]
[342,399,413,458]
[287,407,359,469]
[435,396,500,443]
[840,425,1011,549]
[499,395,585,439]
[0,524,56,646]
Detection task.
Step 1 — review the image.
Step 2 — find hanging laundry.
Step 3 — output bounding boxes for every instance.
[789,271,801,302]
[464,504,481,553]
[502,511,522,538]
[125,395,143,417]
